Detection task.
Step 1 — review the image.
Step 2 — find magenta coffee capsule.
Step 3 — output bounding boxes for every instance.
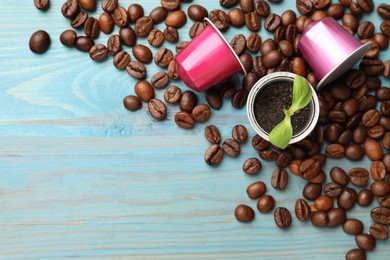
[298,17,372,90]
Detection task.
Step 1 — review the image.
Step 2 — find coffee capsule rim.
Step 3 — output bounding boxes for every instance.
[316,41,372,90]
[203,18,247,76]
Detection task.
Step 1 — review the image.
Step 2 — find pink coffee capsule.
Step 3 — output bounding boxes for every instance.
[175,18,246,92]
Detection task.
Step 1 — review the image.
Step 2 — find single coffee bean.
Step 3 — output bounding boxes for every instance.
[281,10,296,26]
[298,158,321,180]
[356,233,376,251]
[357,0,374,12]
[99,12,114,34]
[62,0,79,19]
[148,98,167,120]
[126,61,146,79]
[380,19,390,37]
[34,0,50,10]
[296,0,313,15]
[260,38,276,56]
[247,181,267,199]
[205,89,223,110]
[29,30,50,54]
[89,44,108,61]
[219,82,236,98]
[151,71,169,89]
[291,57,306,77]
[189,22,204,39]
[107,34,121,55]
[220,0,238,8]
[368,125,385,139]
[257,195,275,213]
[370,223,389,240]
[154,48,173,67]
[378,195,390,208]
[247,33,261,52]
[102,0,118,13]
[314,195,333,211]
[180,91,198,113]
[264,13,281,31]
[188,4,208,21]
[149,7,167,24]
[338,130,353,145]
[175,41,189,53]
[161,0,180,11]
[175,111,195,129]
[231,88,248,109]
[231,34,246,56]
[360,58,384,76]
[342,99,359,117]
[374,33,389,52]
[134,80,154,102]
[343,219,364,235]
[362,109,381,127]
[371,180,390,197]
[364,139,383,161]
[262,50,282,69]
[75,36,94,52]
[252,135,269,151]
[311,211,328,227]
[371,160,386,181]
[148,29,164,47]
[205,144,224,166]
[346,249,366,260]
[380,117,390,130]
[71,11,88,29]
[273,26,286,44]
[358,95,378,112]
[324,182,343,198]
[325,124,343,143]
[303,183,322,200]
[338,187,358,210]
[132,44,152,63]
[358,21,375,39]
[123,95,142,112]
[253,56,267,77]
[358,189,374,206]
[204,125,221,144]
[167,60,178,80]
[235,204,255,222]
[165,10,186,28]
[378,4,390,19]
[271,168,288,190]
[342,13,359,33]
[376,87,390,101]
[119,27,136,47]
[245,12,261,31]
[240,53,253,73]
[274,207,292,229]
[312,0,331,9]
[325,143,345,158]
[327,4,344,19]
[275,150,293,168]
[259,150,278,160]
[243,157,262,175]
[210,9,230,31]
[295,199,311,222]
[127,4,143,23]
[371,207,390,225]
[352,125,367,144]
[327,208,347,228]
[135,16,154,37]
[60,30,77,47]
[113,50,130,70]
[113,6,129,28]
[80,0,96,11]
[231,125,247,143]
[222,138,240,157]
[192,104,211,123]
[239,0,254,12]
[164,86,181,104]
[228,8,245,27]
[349,167,370,187]
[285,24,297,43]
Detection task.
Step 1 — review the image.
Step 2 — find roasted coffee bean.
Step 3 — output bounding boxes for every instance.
[239,0,254,12]
[34,0,50,10]
[148,98,167,120]
[254,0,270,17]
[253,56,267,77]
[262,50,282,69]
[204,89,222,110]
[231,125,247,143]
[102,0,118,13]
[247,33,261,52]
[371,181,390,197]
[327,110,347,123]
[343,219,364,235]
[368,125,385,139]
[127,4,143,23]
[356,233,376,251]
[342,13,359,33]
[295,15,310,33]
[325,143,345,158]
[342,99,359,117]
[264,13,281,32]
[364,139,383,161]
[245,12,261,31]
[296,0,313,15]
[295,199,311,222]
[358,21,375,39]
[240,53,253,73]
[324,124,343,142]
[360,58,384,76]
[231,88,248,109]
[62,0,79,18]
[278,40,294,58]
[234,204,255,222]
[135,16,153,37]
[378,4,390,19]
[349,167,370,187]
[281,10,296,26]
[338,187,358,210]
[132,44,152,63]
[378,195,390,208]
[113,6,129,28]
[315,195,333,211]
[310,170,327,184]
[149,7,167,24]
[353,125,367,144]
[324,182,343,198]
[79,0,96,11]
[175,41,189,53]
[180,91,198,113]
[247,181,267,199]
[113,50,130,69]
[380,19,390,37]
[175,111,195,129]
[273,26,286,44]
[60,30,77,47]
[151,72,168,89]
[346,249,366,260]
[357,0,374,12]
[210,9,230,31]
[345,144,365,161]
[165,10,186,28]
[362,109,380,127]
[242,157,262,175]
[204,144,224,166]
[29,30,50,54]
[327,4,344,20]
[370,223,389,240]
[289,159,302,176]
[312,0,330,9]
[381,117,390,130]
[161,0,180,11]
[376,87,390,101]
[228,8,245,27]
[204,125,221,144]
[303,183,322,200]
[327,208,347,228]
[291,57,306,77]
[220,0,238,8]
[154,48,173,67]
[299,159,321,180]
[164,26,179,42]
[285,24,297,43]
[164,86,181,104]
[188,4,208,21]
[186,21,202,38]
[257,195,275,213]
[192,104,211,123]
[252,135,269,151]
[259,150,278,161]
[126,61,146,79]
[123,95,142,111]
[107,34,121,55]
[371,160,386,181]
[358,189,374,206]
[89,44,107,61]
[311,211,328,227]
[119,27,136,47]
[371,207,390,225]
[276,150,293,168]
[271,168,288,190]
[148,29,164,47]
[358,95,378,112]
[134,80,154,102]
[260,39,276,56]
[99,12,114,34]
[167,59,178,79]
[222,138,240,157]
[71,11,88,29]
[274,207,292,229]
[242,73,258,93]
[338,130,353,145]
[75,36,94,52]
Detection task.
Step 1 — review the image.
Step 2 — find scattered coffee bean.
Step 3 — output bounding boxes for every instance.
[356,233,376,251]
[132,44,152,63]
[327,208,347,228]
[113,6,129,28]
[84,17,100,38]
[189,22,204,39]
[370,223,388,240]
[101,0,117,13]
[358,189,374,206]
[99,12,115,34]
[222,138,240,157]
[148,29,164,47]
[62,0,79,19]
[370,180,390,197]
[175,111,195,129]
[349,167,370,187]
[274,207,292,229]
[257,195,275,213]
[205,144,224,166]
[113,50,130,70]
[232,125,248,143]
[247,181,267,199]
[29,30,50,54]
[235,204,255,222]
[34,0,50,10]
[311,211,328,227]
[245,12,261,31]
[271,168,288,190]
[303,183,322,200]
[338,187,358,210]
[188,4,208,21]
[364,139,383,161]
[71,11,88,29]
[80,0,96,11]
[75,36,94,52]
[180,91,198,113]
[314,195,333,211]
[205,89,223,110]
[154,48,173,67]
[192,104,211,123]
[89,44,108,61]
[126,61,146,79]
[346,249,366,260]
[166,10,187,28]
[371,207,390,225]
[149,7,167,24]
[135,16,154,37]
[161,0,180,11]
[204,125,221,144]
[243,157,262,175]
[324,182,343,198]
[134,80,154,102]
[148,98,167,120]
[343,219,364,235]
[210,9,230,31]
[228,8,245,27]
[119,27,136,47]
[107,34,121,55]
[60,30,77,47]
[127,4,143,23]
[123,95,142,112]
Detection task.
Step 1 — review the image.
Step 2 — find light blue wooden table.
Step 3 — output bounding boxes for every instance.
[1,0,389,259]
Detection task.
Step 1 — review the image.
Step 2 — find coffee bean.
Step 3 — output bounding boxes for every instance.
[192,104,211,123]
[324,124,342,142]
[371,207,390,225]
[371,180,390,197]
[264,13,281,31]
[204,125,221,144]
[220,0,238,8]
[188,22,204,39]
[312,0,331,9]
[180,91,198,113]
[342,13,359,33]
[126,61,146,79]
[80,0,96,11]
[356,233,376,251]
[358,21,375,39]
[161,0,180,11]
[210,9,230,31]
[342,99,359,117]
[285,24,297,43]
[362,109,380,127]
[247,33,261,52]
[75,36,94,52]
[148,29,164,47]
[168,60,178,81]
[34,0,50,10]
[325,143,345,159]
[380,19,390,37]
[275,150,293,168]
[148,98,167,120]
[295,199,311,222]
[271,168,288,190]
[346,249,366,260]
[134,81,154,102]
[357,0,374,12]
[149,7,167,24]
[380,117,390,130]
[188,4,208,21]
[303,183,322,200]
[378,4,390,19]
[175,41,189,53]
[163,86,181,104]
[127,4,143,23]
[338,187,358,210]
[175,111,195,129]
[245,12,261,31]
[338,130,353,145]
[370,223,389,240]
[314,195,333,211]
[327,4,344,20]
[253,56,267,77]
[274,207,292,229]
[280,10,296,27]
[135,16,153,37]
[99,12,114,34]
[222,138,240,157]
[102,0,118,13]
[113,6,129,28]
[231,125,247,143]
[383,60,390,78]
[163,26,179,43]
[257,195,275,213]
[358,189,374,206]
[259,150,278,161]
[228,8,245,27]
[131,44,151,64]
[296,0,313,15]
[343,219,364,235]
[364,139,383,161]
[352,125,366,144]
[29,30,50,54]
[154,48,173,67]
[252,135,269,151]
[62,0,79,19]
[324,182,343,197]
[203,89,222,110]
[262,50,282,69]
[349,167,370,187]
[60,30,77,47]
[219,82,236,99]
[123,95,142,112]
[205,144,224,166]
[89,44,108,61]
[113,50,130,69]
[311,211,328,227]
[360,58,384,76]
[231,34,246,56]
[247,181,267,199]
[107,34,121,55]
[71,11,88,29]
[367,125,385,140]
[298,159,321,180]
[119,27,136,47]
[235,204,255,222]
[345,144,365,161]
[239,53,253,73]
[327,208,347,228]
[231,88,248,109]
[243,157,261,175]
[165,10,186,28]
[378,194,390,208]
[370,160,386,181]
[291,57,306,77]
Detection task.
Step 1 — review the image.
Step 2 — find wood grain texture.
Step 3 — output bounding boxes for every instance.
[0,0,389,259]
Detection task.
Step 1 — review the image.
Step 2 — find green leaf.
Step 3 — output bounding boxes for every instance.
[269,113,293,149]
[288,76,312,114]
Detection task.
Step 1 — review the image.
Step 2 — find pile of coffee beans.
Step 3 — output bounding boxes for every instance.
[31,0,389,259]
